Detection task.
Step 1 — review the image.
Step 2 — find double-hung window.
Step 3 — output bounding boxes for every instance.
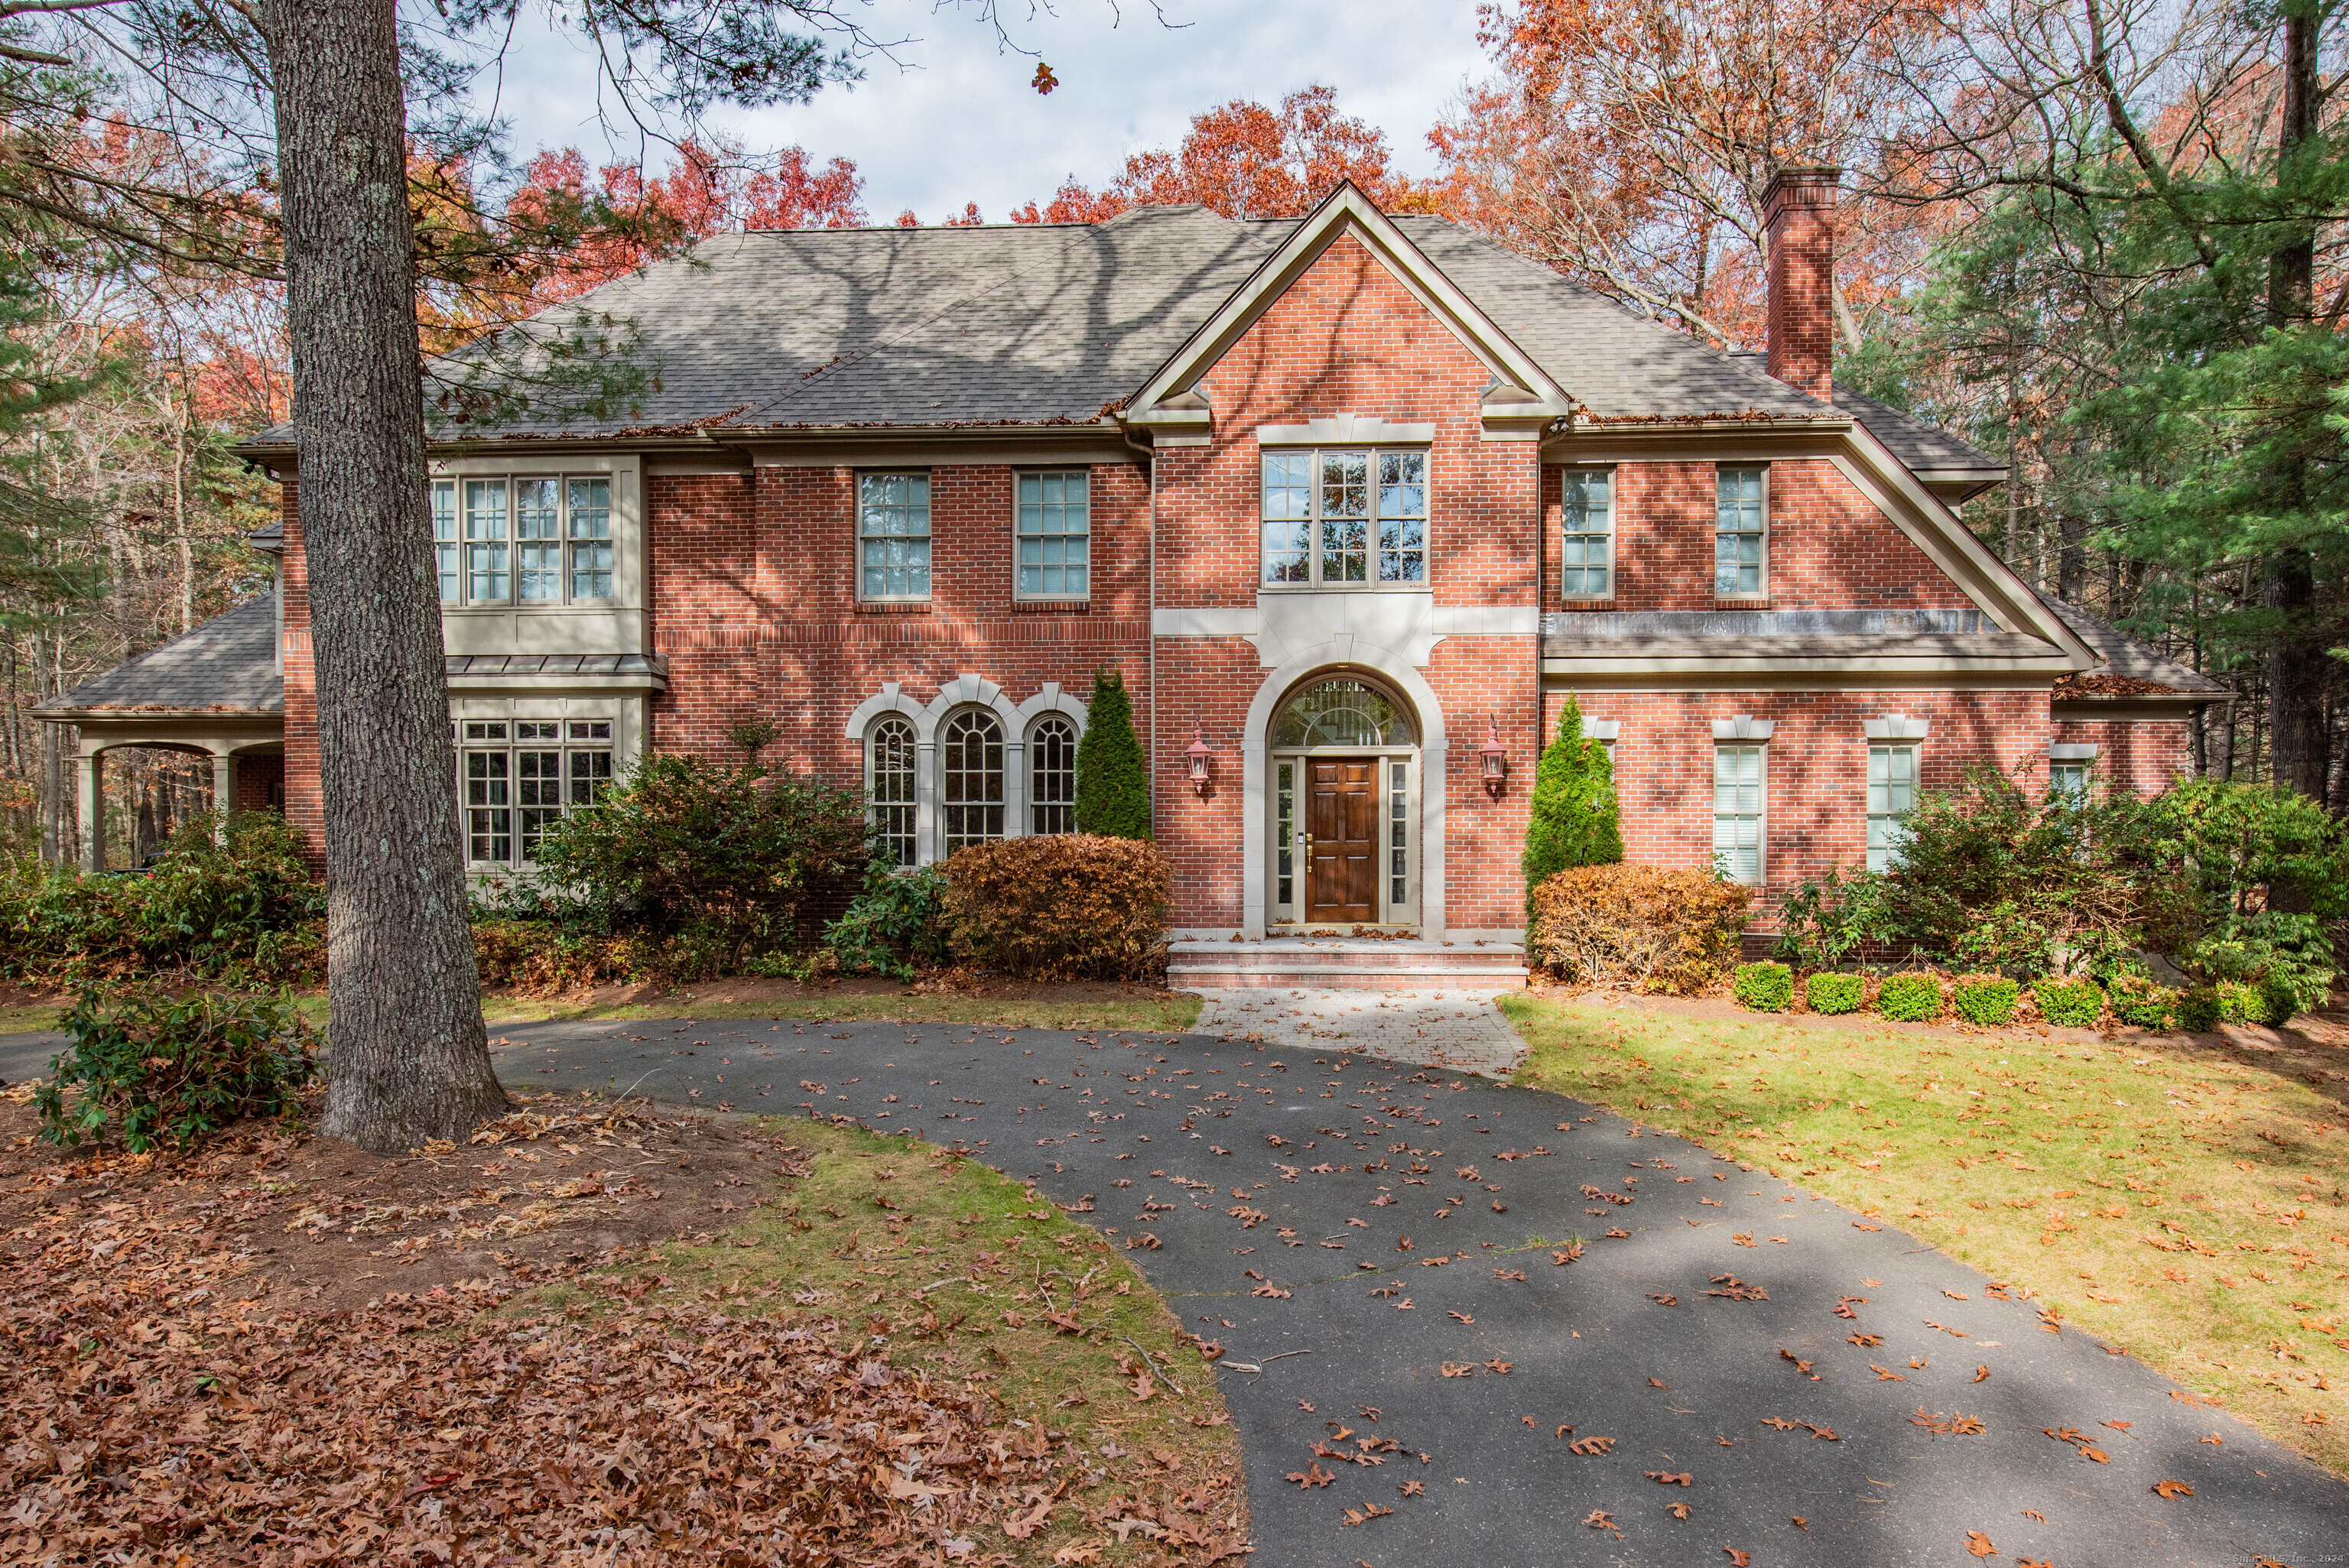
[1561,469,1613,599]
[460,719,615,864]
[2049,759,2090,803]
[1713,743,1765,885]
[1016,471,1089,599]
[860,472,931,600]
[1260,449,1427,587]
[1866,743,1919,872]
[437,475,616,605]
[1715,466,1766,597]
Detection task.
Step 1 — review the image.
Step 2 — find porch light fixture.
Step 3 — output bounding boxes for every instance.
[1479,716,1509,797]
[1185,724,1215,797]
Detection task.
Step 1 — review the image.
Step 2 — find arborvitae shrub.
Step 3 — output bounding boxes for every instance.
[1074,669,1151,840]
[1733,962,1793,1011]
[1952,975,2021,1025]
[2032,978,2104,1027]
[1805,972,1865,1014]
[1525,864,1749,994]
[1520,696,1622,920]
[1875,972,1944,1021]
[941,834,1171,981]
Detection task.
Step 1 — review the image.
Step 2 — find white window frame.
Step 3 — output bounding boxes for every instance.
[1714,465,1768,600]
[1028,713,1079,834]
[1014,469,1091,602]
[457,718,616,867]
[1866,742,1919,872]
[434,475,617,608]
[859,471,933,602]
[866,715,920,867]
[1713,742,1766,885]
[1259,447,1429,589]
[938,706,1006,853]
[1560,467,1614,600]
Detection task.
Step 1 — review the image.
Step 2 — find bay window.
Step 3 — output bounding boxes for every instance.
[438,474,616,605]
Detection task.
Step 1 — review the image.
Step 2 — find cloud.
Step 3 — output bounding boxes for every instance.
[481,0,1485,220]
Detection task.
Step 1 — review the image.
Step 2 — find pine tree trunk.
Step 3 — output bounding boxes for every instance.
[252,0,506,1150]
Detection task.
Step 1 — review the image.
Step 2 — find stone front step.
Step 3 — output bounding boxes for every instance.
[1168,937,1529,992]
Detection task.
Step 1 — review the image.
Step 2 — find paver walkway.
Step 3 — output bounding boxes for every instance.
[476,1015,2349,1567]
[1193,988,1528,1077]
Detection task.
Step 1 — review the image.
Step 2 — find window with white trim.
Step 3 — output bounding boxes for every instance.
[941,709,1005,852]
[1866,742,1919,872]
[437,476,615,605]
[1015,471,1089,599]
[1028,715,1078,833]
[1713,743,1764,885]
[1259,448,1426,587]
[2049,759,2090,802]
[460,719,613,864]
[1561,469,1613,599]
[1715,466,1766,597]
[860,472,931,600]
[866,716,918,867]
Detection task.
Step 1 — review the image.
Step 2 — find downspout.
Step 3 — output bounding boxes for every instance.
[1122,423,1156,832]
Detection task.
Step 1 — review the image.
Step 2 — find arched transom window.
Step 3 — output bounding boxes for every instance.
[866,716,918,867]
[941,709,1006,852]
[1270,679,1416,748]
[1029,715,1077,835]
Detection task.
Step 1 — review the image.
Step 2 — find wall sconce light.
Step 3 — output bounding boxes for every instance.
[1479,716,1509,798]
[1186,723,1215,797]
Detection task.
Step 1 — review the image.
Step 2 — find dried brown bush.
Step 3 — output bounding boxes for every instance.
[1528,863,1750,993]
[941,834,1172,982]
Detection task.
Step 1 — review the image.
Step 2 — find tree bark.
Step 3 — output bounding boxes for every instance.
[252,0,505,1150]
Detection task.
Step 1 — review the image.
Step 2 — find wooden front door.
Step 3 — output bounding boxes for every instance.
[1304,758,1379,924]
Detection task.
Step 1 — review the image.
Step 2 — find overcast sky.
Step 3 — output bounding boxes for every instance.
[483,0,1489,222]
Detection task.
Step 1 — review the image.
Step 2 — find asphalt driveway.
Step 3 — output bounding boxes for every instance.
[467,1014,2349,1568]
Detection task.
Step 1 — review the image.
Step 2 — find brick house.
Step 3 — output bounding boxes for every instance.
[43,170,2224,960]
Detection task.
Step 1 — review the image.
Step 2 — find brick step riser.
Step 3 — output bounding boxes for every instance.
[1172,971,1525,992]
[1168,951,1525,972]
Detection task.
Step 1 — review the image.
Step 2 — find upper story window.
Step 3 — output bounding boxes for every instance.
[1261,449,1427,588]
[861,472,931,600]
[1561,469,1613,599]
[1715,466,1766,598]
[434,476,614,606]
[1016,471,1089,599]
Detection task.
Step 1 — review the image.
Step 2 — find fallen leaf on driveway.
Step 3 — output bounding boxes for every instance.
[1340,1503,1394,1526]
[1441,1362,1473,1378]
[1912,1408,1984,1436]
[2042,1427,2109,1462]
[1925,1320,1970,1337]
[1552,1244,1584,1265]
[1733,1233,1755,1246]
[1605,1228,1632,1239]
[1399,1479,1425,1496]
[1779,1349,1819,1380]
[1584,1509,1616,1529]
[1760,1417,1799,1430]
[1848,1333,1885,1347]
[2022,1511,2045,1523]
[1871,1365,1907,1381]
[1250,1284,1292,1299]
[1707,1274,1768,1301]
[1646,1471,1694,1485]
[1649,1292,1679,1306]
[1569,1435,1615,1455]
[1974,1365,1990,1383]
[1724,1548,1751,1566]
[1791,1516,1808,1529]
[1285,1462,1335,1488]
[1965,1531,1997,1557]
[2152,1479,2194,1499]
[1448,1310,1474,1323]
[1483,1359,1512,1374]
[1669,1501,1692,1519]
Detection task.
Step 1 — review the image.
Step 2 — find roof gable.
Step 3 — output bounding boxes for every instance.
[1122,183,1574,443]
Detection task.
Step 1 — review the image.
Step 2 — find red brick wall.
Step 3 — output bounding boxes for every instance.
[235,753,286,813]
[2051,715,2192,796]
[1544,459,1974,613]
[1559,687,2052,917]
[1150,231,1545,930]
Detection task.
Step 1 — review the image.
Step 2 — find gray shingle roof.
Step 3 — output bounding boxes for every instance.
[239,203,1991,466]
[1829,385,2004,476]
[2045,599,2230,695]
[37,596,281,716]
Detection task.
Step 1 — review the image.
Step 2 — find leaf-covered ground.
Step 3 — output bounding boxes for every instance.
[0,1091,1243,1566]
[1500,990,2349,1474]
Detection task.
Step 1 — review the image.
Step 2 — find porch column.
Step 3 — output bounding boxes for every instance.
[74,749,103,873]
[211,751,234,842]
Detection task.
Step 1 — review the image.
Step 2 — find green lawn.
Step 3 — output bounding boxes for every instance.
[1499,992,2349,1475]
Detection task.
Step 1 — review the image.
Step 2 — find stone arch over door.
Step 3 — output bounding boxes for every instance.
[1240,645,1448,939]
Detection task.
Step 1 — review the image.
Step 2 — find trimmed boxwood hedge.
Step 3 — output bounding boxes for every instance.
[2032,978,2104,1027]
[1733,961,1793,1011]
[1876,972,1944,1022]
[1805,972,1865,1014]
[1952,976,2021,1025]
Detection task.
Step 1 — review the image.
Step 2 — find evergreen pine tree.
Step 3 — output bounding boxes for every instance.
[1075,667,1151,840]
[1521,696,1623,915]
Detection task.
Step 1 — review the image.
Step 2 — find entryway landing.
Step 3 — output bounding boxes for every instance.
[1166,933,1528,994]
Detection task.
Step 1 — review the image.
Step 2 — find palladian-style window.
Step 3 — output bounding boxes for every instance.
[1029,715,1078,833]
[866,716,918,867]
[1260,449,1427,587]
[941,709,1005,852]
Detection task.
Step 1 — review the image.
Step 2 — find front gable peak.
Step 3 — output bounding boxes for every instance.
[1122,183,1575,445]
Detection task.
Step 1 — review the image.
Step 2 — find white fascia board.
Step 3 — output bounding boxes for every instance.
[1123,183,1574,430]
[1829,423,2096,667]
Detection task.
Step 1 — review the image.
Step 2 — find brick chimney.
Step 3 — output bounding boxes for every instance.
[1762,165,1841,403]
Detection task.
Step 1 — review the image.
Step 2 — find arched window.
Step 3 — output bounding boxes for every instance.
[1270,678,1416,748]
[1029,715,1078,834]
[866,716,918,866]
[941,709,1005,852]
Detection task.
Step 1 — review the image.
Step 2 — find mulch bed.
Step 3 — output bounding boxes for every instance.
[0,1093,1245,1565]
